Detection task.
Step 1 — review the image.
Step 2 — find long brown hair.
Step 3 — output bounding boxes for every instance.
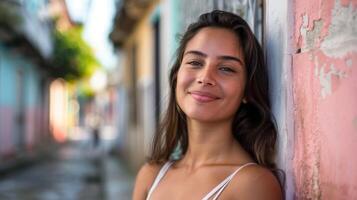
[149,10,278,173]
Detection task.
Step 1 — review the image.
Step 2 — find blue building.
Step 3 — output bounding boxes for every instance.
[0,0,53,162]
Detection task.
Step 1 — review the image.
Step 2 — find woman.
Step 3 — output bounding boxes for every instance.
[133,10,283,200]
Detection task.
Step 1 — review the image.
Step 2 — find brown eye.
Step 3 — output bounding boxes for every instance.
[187,61,203,67]
[219,66,236,73]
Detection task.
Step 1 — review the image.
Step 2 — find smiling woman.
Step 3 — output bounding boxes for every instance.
[133,10,283,200]
[176,27,246,123]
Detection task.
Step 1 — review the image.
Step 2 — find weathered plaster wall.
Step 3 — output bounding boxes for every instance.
[293,0,357,199]
[265,0,295,199]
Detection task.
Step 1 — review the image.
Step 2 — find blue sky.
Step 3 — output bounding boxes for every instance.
[65,0,117,70]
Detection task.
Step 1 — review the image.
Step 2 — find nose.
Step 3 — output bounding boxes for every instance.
[197,66,216,86]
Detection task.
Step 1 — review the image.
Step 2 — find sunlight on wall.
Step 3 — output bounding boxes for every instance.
[49,78,68,142]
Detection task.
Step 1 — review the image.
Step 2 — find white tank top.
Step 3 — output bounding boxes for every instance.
[146,161,256,200]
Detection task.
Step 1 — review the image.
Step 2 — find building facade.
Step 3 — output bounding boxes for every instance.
[0,0,53,162]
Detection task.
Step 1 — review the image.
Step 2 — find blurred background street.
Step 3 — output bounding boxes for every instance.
[0,0,356,199]
[0,139,134,200]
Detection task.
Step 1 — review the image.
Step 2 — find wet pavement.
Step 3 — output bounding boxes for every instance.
[0,141,135,200]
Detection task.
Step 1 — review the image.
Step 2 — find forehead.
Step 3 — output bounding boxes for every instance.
[184,27,243,57]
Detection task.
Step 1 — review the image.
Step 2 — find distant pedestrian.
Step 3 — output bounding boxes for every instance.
[92,125,100,148]
[133,10,283,200]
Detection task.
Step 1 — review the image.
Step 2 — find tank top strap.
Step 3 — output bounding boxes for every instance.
[146,161,174,200]
[202,162,256,200]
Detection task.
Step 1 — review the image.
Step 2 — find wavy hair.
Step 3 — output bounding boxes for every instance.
[149,10,280,179]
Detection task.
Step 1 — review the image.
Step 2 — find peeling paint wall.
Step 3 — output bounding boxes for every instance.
[293,0,357,199]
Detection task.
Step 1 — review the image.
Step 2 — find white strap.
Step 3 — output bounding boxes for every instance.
[146,161,174,200]
[202,162,256,200]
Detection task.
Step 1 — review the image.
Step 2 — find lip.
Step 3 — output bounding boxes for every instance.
[189,91,220,103]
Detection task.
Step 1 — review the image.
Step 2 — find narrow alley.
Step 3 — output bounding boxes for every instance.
[0,140,134,200]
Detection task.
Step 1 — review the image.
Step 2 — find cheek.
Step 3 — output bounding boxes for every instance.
[224,82,246,104]
[176,69,195,106]
[175,70,186,104]
[176,69,192,92]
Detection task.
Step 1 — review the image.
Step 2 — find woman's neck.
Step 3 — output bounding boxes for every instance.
[179,119,249,170]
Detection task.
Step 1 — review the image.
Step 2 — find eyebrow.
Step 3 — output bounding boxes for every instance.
[184,50,244,65]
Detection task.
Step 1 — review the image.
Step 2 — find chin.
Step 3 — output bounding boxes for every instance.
[186,112,223,123]
[185,107,237,124]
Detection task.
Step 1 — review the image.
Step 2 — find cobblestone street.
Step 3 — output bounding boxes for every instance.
[0,141,134,200]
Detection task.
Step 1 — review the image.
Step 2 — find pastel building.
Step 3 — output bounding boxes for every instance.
[0,0,53,161]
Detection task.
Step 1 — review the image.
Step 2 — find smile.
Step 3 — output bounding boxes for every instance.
[189,91,220,103]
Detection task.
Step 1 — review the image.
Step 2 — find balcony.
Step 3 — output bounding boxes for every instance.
[0,0,53,61]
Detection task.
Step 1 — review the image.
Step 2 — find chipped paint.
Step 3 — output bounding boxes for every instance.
[318,64,347,98]
[293,0,357,199]
[320,0,357,58]
[313,54,349,99]
[299,14,309,49]
[300,17,324,52]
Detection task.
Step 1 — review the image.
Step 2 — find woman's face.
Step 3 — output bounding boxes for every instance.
[176,27,247,123]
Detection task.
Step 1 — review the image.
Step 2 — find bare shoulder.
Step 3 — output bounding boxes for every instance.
[132,162,163,200]
[137,162,163,183]
[229,164,283,200]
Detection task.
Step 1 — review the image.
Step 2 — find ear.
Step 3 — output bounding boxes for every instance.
[242,98,247,104]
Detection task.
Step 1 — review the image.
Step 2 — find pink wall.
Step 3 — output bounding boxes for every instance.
[0,105,46,157]
[25,107,42,150]
[293,0,357,199]
[0,106,14,156]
